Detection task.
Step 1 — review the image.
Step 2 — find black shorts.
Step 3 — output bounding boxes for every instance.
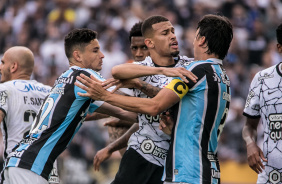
[111,148,164,184]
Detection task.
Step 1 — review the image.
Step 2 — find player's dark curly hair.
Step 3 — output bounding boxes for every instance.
[141,15,169,38]
[129,21,143,43]
[64,28,97,59]
[196,14,233,60]
[276,24,282,45]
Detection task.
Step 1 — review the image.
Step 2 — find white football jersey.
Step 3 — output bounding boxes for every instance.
[243,63,282,184]
[0,80,51,159]
[128,56,193,166]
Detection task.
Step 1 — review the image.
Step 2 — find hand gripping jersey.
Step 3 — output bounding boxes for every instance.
[163,59,230,184]
[243,63,282,184]
[128,55,193,167]
[0,80,51,160]
[6,66,107,180]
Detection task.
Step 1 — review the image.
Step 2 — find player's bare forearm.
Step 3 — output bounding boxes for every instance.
[85,112,110,121]
[112,64,163,79]
[112,64,197,83]
[137,80,161,98]
[242,118,260,145]
[107,124,139,153]
[75,74,178,116]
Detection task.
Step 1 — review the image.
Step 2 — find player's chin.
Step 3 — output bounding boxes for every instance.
[170,50,180,57]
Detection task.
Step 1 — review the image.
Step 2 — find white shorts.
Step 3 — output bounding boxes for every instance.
[4,167,48,184]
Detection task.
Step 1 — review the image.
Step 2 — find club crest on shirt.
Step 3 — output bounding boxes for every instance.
[0,91,8,106]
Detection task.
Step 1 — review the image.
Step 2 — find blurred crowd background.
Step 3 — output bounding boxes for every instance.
[0,0,282,183]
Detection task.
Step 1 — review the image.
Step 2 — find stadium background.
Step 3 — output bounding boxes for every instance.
[0,0,282,183]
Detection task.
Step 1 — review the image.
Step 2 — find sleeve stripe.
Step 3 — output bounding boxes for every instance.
[243,112,261,119]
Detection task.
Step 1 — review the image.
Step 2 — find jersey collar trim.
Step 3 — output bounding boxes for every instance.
[276,62,282,77]
[207,58,223,65]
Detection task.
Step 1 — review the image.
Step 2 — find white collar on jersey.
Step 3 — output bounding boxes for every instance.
[207,58,223,65]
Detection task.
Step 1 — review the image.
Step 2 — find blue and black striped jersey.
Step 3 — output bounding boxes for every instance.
[6,66,106,180]
[163,59,230,184]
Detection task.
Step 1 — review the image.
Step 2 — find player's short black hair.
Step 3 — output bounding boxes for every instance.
[276,24,282,45]
[196,14,233,60]
[64,28,97,59]
[141,15,169,38]
[129,21,143,43]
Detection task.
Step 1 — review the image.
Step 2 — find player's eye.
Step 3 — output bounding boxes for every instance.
[131,47,137,51]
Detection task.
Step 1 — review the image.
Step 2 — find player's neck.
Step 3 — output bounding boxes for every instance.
[13,74,30,80]
[150,53,175,66]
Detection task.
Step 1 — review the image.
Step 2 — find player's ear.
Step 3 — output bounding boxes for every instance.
[277,43,282,53]
[10,62,18,73]
[198,36,206,46]
[144,38,154,49]
[73,50,82,63]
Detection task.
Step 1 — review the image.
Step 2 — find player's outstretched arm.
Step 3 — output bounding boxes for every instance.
[75,74,179,116]
[242,118,267,174]
[112,63,197,83]
[96,102,137,123]
[93,123,139,171]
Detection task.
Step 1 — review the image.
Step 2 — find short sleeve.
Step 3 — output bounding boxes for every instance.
[0,86,9,115]
[243,73,261,118]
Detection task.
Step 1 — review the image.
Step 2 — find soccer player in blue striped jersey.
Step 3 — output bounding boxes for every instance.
[75,14,233,184]
[3,29,137,184]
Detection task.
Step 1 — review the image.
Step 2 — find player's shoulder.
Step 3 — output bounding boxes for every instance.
[69,66,105,81]
[132,56,154,66]
[0,81,13,92]
[253,64,278,82]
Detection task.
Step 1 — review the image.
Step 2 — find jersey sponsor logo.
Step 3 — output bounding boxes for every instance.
[140,139,167,160]
[208,152,217,162]
[51,87,65,95]
[48,167,60,183]
[211,169,220,179]
[269,114,282,142]
[13,81,50,93]
[222,92,231,102]
[0,91,8,106]
[269,169,282,184]
[165,79,188,99]
[258,73,274,81]
[221,73,230,86]
[54,76,74,85]
[8,150,24,158]
[174,169,179,175]
[23,96,45,106]
[145,114,160,124]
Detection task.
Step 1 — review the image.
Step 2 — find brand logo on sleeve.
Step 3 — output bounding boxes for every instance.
[0,91,8,106]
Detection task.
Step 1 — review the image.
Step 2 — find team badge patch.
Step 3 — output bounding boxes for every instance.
[165,79,189,99]
[0,91,8,106]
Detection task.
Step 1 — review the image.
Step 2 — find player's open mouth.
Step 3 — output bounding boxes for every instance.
[170,42,178,49]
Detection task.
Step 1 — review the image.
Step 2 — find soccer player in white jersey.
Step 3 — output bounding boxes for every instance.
[76,14,233,184]
[81,15,198,184]
[242,23,282,184]
[0,46,59,184]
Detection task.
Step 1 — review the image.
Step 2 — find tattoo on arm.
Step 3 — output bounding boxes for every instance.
[139,81,161,98]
